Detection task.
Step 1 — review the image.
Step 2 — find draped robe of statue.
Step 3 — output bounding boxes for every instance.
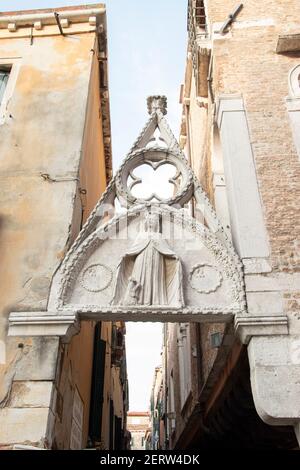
[112,214,184,307]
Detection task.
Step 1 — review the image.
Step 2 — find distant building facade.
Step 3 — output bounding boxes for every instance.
[127,412,150,450]
[0,5,128,450]
[149,366,164,450]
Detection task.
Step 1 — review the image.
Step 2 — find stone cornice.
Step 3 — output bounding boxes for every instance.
[0,5,105,29]
[235,315,289,345]
[9,311,80,343]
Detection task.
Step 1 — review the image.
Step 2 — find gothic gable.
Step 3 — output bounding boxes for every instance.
[46,96,245,323]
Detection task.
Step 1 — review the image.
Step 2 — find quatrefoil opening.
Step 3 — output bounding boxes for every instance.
[128,160,182,201]
[116,148,194,207]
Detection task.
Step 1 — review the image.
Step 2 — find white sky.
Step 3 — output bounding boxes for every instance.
[2,0,188,411]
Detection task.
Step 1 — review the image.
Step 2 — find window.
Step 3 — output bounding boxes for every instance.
[289,64,300,98]
[0,59,20,125]
[168,371,176,434]
[177,323,192,409]
[287,65,300,161]
[0,66,10,104]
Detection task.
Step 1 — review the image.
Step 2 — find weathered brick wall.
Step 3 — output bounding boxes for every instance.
[184,0,300,437]
[208,0,300,30]
[208,0,300,273]
[168,1,300,448]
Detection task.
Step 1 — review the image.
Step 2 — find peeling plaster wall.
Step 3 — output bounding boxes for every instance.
[51,44,110,450]
[0,26,107,448]
[80,47,107,222]
[0,31,95,341]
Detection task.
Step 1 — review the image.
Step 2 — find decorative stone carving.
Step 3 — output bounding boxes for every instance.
[147,95,167,115]
[80,263,112,293]
[9,311,80,343]
[127,160,178,201]
[112,212,184,307]
[189,263,222,294]
[115,147,194,207]
[51,202,245,318]
[9,95,246,335]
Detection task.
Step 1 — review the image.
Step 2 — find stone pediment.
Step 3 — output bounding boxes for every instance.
[9,96,246,339]
[49,203,244,322]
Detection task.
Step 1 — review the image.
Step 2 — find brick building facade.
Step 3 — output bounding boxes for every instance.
[159,0,300,449]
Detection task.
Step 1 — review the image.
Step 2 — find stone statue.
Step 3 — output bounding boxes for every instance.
[112,212,184,307]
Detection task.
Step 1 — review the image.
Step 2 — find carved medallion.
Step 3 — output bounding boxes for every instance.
[189,264,222,294]
[80,263,113,293]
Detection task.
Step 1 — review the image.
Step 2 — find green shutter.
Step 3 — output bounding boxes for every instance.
[89,323,106,442]
[114,416,122,450]
[109,399,114,450]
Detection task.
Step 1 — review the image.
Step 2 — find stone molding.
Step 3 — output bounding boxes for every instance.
[9,311,80,343]
[0,7,105,29]
[276,33,300,54]
[8,98,248,336]
[215,94,270,259]
[215,94,244,128]
[235,314,289,345]
[53,203,245,312]
[248,335,300,440]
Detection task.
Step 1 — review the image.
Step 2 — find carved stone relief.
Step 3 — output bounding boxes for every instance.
[53,202,245,320]
[9,96,246,333]
[115,147,194,208]
[189,263,222,294]
[80,263,113,293]
[111,212,184,307]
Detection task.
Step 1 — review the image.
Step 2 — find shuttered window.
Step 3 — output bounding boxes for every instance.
[89,323,106,443]
[0,69,10,104]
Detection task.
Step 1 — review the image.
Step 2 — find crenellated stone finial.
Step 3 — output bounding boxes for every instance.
[147,95,167,115]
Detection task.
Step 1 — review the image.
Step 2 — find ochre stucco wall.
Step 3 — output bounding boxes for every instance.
[80,49,107,221]
[0,32,95,345]
[0,25,110,448]
[51,47,110,449]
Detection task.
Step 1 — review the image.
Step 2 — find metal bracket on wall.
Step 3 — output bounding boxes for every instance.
[219,3,243,35]
[54,12,65,36]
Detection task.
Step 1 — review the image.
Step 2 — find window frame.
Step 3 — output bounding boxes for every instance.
[0,65,10,103]
[177,323,192,410]
[289,64,300,98]
[0,57,21,125]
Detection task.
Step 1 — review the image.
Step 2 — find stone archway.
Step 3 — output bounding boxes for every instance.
[9,96,245,338]
[8,96,299,447]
